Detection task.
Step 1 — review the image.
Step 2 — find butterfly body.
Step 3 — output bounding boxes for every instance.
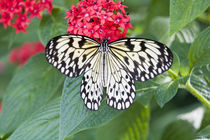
[45,34,173,110]
[99,39,109,87]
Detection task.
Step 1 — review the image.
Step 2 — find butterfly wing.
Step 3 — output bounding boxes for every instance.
[81,53,103,110]
[106,53,136,110]
[105,38,173,110]
[45,34,100,77]
[108,38,173,82]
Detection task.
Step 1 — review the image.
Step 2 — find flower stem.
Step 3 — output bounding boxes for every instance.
[185,79,210,108]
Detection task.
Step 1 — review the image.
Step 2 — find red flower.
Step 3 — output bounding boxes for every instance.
[12,22,28,33]
[0,0,53,33]
[65,0,133,42]
[9,42,45,66]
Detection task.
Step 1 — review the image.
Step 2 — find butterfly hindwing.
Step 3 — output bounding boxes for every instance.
[108,38,173,82]
[81,53,103,110]
[45,34,100,77]
[106,53,136,110]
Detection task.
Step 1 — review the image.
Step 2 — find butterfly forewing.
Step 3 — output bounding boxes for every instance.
[45,35,100,77]
[108,38,173,82]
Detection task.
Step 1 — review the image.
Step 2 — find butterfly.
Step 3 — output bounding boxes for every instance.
[45,34,173,110]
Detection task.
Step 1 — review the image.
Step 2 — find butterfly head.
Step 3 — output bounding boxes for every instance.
[102,38,108,43]
[100,38,108,52]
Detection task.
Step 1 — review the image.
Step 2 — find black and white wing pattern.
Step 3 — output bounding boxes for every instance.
[105,38,173,110]
[108,38,173,82]
[46,34,173,111]
[45,34,100,77]
[106,53,136,110]
[45,34,103,110]
[80,53,103,110]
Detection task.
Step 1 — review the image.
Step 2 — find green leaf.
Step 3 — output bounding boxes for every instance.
[170,40,190,76]
[174,21,200,44]
[196,125,210,139]
[70,129,96,140]
[38,8,68,45]
[8,98,60,140]
[169,52,180,77]
[200,107,210,130]
[0,26,16,50]
[170,0,210,35]
[154,79,179,107]
[136,80,158,106]
[149,104,201,140]
[188,27,210,68]
[144,0,169,30]
[60,78,123,140]
[0,56,17,100]
[96,103,150,140]
[147,17,170,44]
[187,65,210,107]
[0,54,64,137]
[161,120,196,140]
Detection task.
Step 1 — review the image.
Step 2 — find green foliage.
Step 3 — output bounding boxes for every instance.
[197,125,210,139]
[187,65,210,105]
[60,78,122,139]
[8,98,60,140]
[188,27,210,68]
[96,103,149,140]
[38,8,68,45]
[154,80,179,107]
[0,54,64,137]
[161,120,196,140]
[170,0,210,35]
[0,0,209,139]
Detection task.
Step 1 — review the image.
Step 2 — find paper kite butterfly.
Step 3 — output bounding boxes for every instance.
[45,34,173,110]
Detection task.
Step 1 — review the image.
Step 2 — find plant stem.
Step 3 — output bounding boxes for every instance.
[185,79,210,109]
[168,69,179,79]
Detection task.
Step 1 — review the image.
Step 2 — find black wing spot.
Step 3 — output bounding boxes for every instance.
[82,54,87,62]
[125,75,128,79]
[116,91,118,96]
[61,61,66,67]
[140,41,146,51]
[149,66,153,72]
[69,52,74,59]
[54,56,58,61]
[125,39,134,51]
[139,56,145,62]
[124,57,129,65]
[78,37,86,48]
[69,37,74,47]
[157,62,162,68]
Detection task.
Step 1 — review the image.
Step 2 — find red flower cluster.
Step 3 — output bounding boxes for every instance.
[9,42,45,66]
[65,0,133,42]
[0,0,53,33]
